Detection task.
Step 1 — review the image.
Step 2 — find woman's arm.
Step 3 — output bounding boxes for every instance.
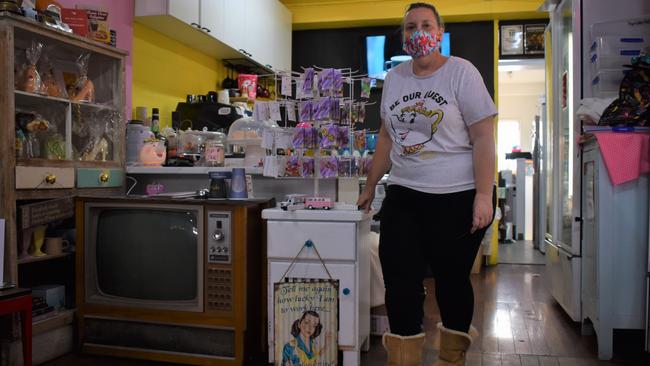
[357,124,392,212]
[468,116,496,232]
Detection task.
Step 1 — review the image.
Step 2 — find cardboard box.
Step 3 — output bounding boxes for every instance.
[32,284,65,310]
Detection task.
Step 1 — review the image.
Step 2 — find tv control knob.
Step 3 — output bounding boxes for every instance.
[216,247,223,253]
[213,230,224,241]
[223,247,229,253]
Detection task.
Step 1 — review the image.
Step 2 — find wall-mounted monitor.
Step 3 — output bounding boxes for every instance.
[366,32,450,80]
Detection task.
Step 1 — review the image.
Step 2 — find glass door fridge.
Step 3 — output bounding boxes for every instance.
[544,0,582,322]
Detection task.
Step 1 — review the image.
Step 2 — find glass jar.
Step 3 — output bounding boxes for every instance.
[204,139,225,167]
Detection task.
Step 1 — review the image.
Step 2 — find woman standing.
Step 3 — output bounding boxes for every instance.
[357,3,497,365]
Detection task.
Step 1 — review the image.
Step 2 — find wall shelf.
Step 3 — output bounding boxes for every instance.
[17,252,71,265]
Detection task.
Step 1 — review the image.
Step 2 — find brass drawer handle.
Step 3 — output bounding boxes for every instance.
[99,172,110,183]
[45,174,56,184]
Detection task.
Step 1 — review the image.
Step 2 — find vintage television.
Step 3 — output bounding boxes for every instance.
[76,196,272,365]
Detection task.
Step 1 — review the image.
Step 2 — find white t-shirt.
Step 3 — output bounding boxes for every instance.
[380,56,497,194]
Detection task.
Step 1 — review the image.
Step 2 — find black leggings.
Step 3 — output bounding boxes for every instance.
[379,185,495,335]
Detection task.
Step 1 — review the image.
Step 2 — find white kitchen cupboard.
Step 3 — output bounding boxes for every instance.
[262,208,372,366]
[581,139,649,360]
[135,0,292,72]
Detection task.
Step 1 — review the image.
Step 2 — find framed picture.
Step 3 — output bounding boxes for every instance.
[500,24,524,56]
[525,24,546,55]
[499,20,548,59]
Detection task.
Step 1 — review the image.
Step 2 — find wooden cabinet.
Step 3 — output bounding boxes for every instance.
[0,13,126,361]
[262,209,372,366]
[135,0,292,72]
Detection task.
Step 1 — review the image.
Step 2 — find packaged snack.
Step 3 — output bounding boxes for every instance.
[319,123,338,149]
[330,99,341,123]
[284,155,302,177]
[338,125,350,149]
[238,74,258,99]
[40,52,67,98]
[350,102,359,124]
[292,127,304,149]
[299,101,312,122]
[313,98,330,121]
[18,41,44,94]
[337,156,352,177]
[304,126,317,149]
[340,103,350,125]
[303,68,314,93]
[45,133,66,160]
[302,157,315,178]
[275,128,294,150]
[360,78,372,98]
[358,102,366,123]
[319,156,338,178]
[295,78,303,99]
[333,69,343,96]
[70,53,95,102]
[353,130,366,150]
[286,101,296,122]
[281,75,292,97]
[366,133,378,151]
[320,68,334,93]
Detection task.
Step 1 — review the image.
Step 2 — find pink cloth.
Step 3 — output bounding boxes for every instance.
[594,132,650,185]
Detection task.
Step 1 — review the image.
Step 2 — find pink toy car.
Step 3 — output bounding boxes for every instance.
[305,196,333,210]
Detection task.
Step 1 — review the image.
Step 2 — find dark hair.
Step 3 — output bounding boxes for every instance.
[404,2,445,29]
[290,310,323,338]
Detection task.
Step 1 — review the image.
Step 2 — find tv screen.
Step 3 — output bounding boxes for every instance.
[96,209,199,301]
[366,32,451,80]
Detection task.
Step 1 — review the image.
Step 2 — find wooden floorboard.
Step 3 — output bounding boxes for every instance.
[41,264,649,366]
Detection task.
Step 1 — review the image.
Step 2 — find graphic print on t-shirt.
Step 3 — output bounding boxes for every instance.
[388,90,447,156]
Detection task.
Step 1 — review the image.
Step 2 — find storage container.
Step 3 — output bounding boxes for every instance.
[591,69,628,98]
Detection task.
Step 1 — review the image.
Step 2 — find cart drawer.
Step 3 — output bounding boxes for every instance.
[268,221,356,261]
[76,168,123,188]
[15,166,75,189]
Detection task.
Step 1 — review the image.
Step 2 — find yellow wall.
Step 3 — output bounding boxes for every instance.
[132,23,229,128]
[281,0,546,29]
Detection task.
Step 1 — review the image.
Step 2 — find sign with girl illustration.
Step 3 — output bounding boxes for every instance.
[274,278,338,366]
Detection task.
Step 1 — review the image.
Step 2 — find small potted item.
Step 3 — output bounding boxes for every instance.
[280,194,306,211]
[305,196,333,210]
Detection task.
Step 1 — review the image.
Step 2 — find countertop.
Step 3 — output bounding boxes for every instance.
[262,207,373,222]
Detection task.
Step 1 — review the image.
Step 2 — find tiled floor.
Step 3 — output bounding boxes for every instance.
[43,265,648,366]
[498,240,546,265]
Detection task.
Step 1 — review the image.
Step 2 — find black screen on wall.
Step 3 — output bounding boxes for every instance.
[292,21,495,132]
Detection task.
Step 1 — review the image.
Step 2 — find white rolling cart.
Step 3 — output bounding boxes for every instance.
[263,208,373,366]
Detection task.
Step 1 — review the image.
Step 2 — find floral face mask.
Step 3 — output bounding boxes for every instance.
[402,30,440,58]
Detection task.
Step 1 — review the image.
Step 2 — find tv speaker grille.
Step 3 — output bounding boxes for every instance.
[84,317,235,357]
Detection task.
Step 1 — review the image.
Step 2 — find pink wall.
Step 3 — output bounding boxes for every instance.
[58,0,134,118]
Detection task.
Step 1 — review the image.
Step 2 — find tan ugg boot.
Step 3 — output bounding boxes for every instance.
[382,332,426,366]
[432,324,473,366]
[432,323,478,350]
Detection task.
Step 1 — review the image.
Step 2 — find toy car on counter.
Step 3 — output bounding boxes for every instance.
[279,194,306,211]
[305,196,333,210]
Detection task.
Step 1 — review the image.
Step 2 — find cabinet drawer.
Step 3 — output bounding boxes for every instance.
[268,221,356,261]
[269,261,357,346]
[15,166,75,189]
[76,168,124,188]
